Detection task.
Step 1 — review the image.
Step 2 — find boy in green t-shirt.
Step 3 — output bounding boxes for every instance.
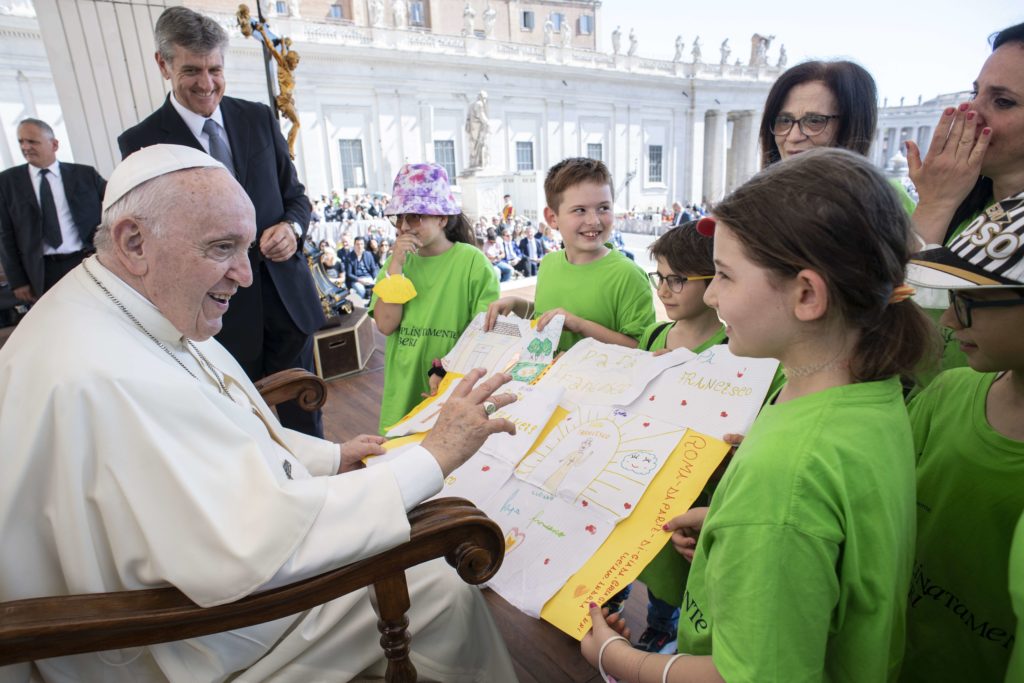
[484,157,654,351]
[900,191,1024,683]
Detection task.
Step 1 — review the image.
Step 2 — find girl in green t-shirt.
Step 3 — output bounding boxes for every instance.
[580,148,939,682]
[608,221,724,654]
[370,163,499,433]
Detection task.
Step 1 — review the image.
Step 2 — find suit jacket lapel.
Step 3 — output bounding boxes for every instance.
[158,95,205,151]
[19,165,40,221]
[220,98,249,186]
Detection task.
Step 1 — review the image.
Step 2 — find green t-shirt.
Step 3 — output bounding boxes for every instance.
[889,178,917,216]
[1007,512,1024,683]
[902,369,1024,683]
[369,243,499,433]
[679,377,916,681]
[635,323,726,604]
[534,247,655,352]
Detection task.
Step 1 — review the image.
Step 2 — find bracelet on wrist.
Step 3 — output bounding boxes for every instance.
[597,635,629,682]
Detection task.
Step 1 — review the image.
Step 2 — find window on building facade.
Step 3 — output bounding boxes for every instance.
[586,143,602,161]
[516,141,535,171]
[274,0,288,15]
[409,1,426,27]
[339,139,366,189]
[648,145,663,183]
[328,3,343,19]
[550,12,565,31]
[521,10,535,31]
[578,15,594,35]
[434,140,457,184]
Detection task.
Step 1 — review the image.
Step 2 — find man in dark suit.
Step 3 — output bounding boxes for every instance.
[0,119,105,304]
[517,228,545,278]
[118,6,325,436]
[343,236,378,301]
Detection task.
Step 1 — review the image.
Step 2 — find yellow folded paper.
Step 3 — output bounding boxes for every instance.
[375,273,417,304]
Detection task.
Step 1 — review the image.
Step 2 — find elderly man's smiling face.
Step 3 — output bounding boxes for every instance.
[142,169,255,340]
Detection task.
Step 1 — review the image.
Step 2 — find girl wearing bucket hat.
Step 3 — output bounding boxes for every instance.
[369,162,499,434]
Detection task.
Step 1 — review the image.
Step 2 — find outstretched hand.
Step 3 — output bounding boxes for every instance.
[666,506,709,562]
[420,368,517,475]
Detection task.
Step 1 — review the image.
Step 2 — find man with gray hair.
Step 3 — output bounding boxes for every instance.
[0,144,519,682]
[118,6,326,439]
[0,118,105,302]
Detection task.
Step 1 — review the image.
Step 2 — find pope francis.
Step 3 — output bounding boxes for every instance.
[0,145,519,682]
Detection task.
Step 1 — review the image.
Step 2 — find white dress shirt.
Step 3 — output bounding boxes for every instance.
[169,92,230,157]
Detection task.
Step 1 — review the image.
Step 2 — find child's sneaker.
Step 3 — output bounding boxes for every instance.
[637,627,676,653]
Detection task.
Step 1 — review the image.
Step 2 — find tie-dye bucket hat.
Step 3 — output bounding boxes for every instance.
[383,163,460,216]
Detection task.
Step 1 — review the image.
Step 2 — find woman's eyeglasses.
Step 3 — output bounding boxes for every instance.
[647,272,713,293]
[770,114,840,137]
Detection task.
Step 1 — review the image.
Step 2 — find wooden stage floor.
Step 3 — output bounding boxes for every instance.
[320,283,650,682]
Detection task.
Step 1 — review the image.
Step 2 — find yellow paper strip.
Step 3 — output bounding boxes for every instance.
[539,429,730,640]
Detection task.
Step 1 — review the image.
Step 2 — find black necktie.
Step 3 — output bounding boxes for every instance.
[38,168,63,248]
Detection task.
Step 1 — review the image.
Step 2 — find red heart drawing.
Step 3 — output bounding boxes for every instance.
[643,422,650,427]
[585,525,597,534]
[720,411,728,418]
[481,465,490,472]
[648,395,656,401]
[581,500,589,507]
[623,502,632,510]
[737,371,745,378]
[544,558,551,565]
[680,400,688,406]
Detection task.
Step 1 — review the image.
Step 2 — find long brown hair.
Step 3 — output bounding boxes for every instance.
[758,60,878,167]
[712,148,939,382]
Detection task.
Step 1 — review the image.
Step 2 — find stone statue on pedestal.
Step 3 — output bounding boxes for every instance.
[777,44,788,68]
[691,36,702,64]
[368,0,384,27]
[465,91,491,170]
[627,28,638,56]
[482,3,496,39]
[611,25,621,55]
[462,2,475,37]
[561,22,572,48]
[749,33,774,66]
[392,0,407,28]
[720,38,731,65]
[543,19,555,46]
[673,35,684,62]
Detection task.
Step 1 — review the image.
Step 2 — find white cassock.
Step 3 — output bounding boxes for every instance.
[0,257,517,683]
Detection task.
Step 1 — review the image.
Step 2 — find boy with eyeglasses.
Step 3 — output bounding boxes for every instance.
[901,191,1024,682]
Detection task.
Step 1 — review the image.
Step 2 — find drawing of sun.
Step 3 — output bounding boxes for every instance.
[514,407,684,520]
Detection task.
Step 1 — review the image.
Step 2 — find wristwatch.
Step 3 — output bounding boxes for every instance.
[290,222,303,239]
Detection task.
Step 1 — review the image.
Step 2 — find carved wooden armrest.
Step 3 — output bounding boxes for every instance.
[0,497,502,683]
[253,367,326,411]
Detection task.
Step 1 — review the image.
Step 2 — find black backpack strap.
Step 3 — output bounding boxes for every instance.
[643,322,673,351]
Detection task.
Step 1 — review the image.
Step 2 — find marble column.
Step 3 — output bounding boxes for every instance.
[702,109,727,204]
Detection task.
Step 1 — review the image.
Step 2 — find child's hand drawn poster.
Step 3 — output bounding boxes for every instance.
[621,345,780,437]
[478,384,565,465]
[442,313,563,378]
[540,430,731,638]
[535,338,694,407]
[515,406,685,523]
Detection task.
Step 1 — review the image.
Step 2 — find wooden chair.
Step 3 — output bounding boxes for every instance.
[0,369,504,683]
